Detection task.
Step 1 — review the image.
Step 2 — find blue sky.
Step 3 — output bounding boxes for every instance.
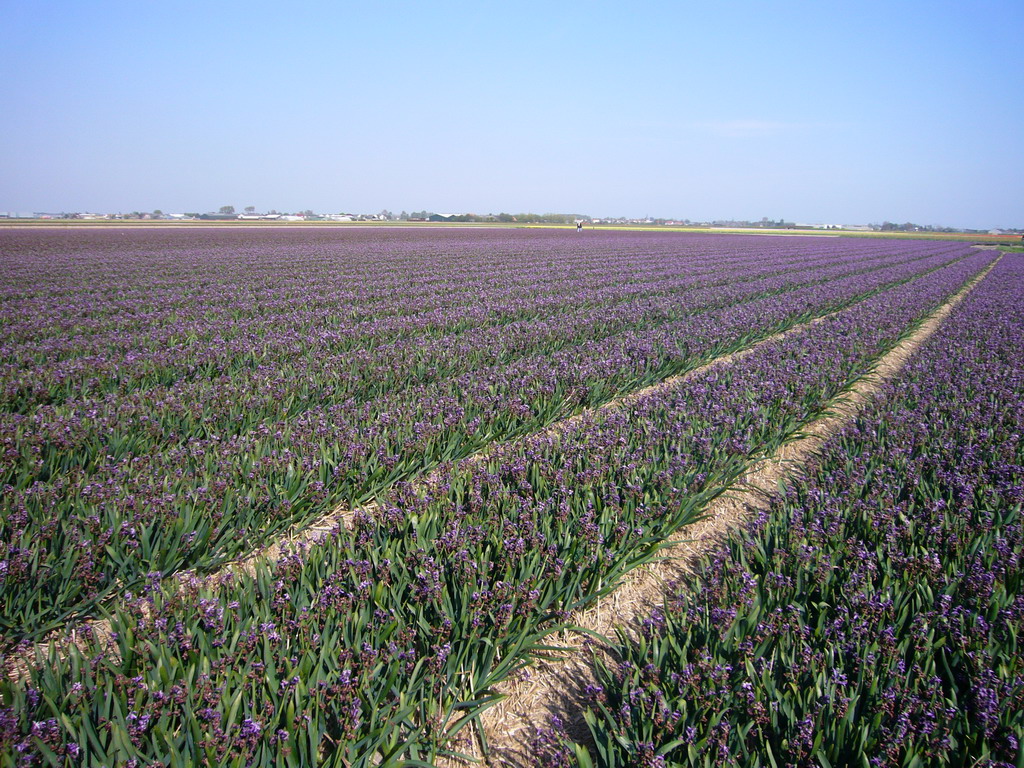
[2,0,1021,228]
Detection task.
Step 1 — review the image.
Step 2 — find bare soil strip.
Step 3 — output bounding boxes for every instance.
[461,257,1000,767]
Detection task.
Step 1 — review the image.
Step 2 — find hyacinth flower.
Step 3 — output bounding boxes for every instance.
[0,229,980,640]
[537,257,1022,766]
[0,241,996,765]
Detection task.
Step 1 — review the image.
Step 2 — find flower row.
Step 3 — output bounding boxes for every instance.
[0,241,996,766]
[0,241,982,639]
[537,256,1022,766]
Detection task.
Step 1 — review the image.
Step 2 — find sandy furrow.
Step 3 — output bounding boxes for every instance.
[463,257,1000,766]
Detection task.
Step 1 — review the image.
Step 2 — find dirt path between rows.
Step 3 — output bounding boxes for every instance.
[457,257,1000,767]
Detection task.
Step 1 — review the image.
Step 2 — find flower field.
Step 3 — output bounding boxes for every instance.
[533,256,1023,766]
[0,228,1014,766]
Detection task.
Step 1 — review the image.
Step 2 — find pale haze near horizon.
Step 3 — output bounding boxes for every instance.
[1,0,1021,230]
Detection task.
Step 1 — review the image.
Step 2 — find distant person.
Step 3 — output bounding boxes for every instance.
[576,221,583,232]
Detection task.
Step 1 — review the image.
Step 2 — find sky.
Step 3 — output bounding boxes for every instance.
[1,0,1022,229]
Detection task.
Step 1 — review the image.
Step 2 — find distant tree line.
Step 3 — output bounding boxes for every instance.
[507,213,589,224]
[708,217,797,229]
[404,211,588,224]
[878,221,960,233]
